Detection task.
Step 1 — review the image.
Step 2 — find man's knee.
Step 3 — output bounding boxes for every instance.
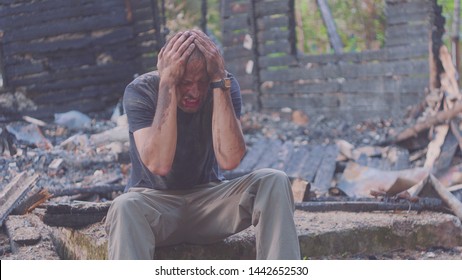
[106,192,144,225]
[251,168,290,186]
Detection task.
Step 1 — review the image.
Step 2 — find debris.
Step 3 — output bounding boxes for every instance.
[5,216,41,253]
[291,179,310,203]
[12,187,52,215]
[312,144,338,193]
[90,114,128,146]
[2,214,60,259]
[337,162,429,198]
[292,110,309,126]
[6,123,52,150]
[424,124,449,169]
[385,102,462,145]
[430,175,462,221]
[0,172,40,227]
[22,116,47,127]
[54,110,92,130]
[110,99,125,123]
[59,134,90,151]
[439,45,460,100]
[434,163,462,187]
[336,139,355,161]
[43,201,111,228]
[90,126,128,146]
[295,197,444,213]
[47,183,125,198]
[48,158,65,177]
[0,125,17,156]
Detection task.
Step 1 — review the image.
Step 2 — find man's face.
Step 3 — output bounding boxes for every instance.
[177,59,209,113]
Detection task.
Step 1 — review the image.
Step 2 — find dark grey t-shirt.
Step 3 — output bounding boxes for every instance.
[123,71,242,191]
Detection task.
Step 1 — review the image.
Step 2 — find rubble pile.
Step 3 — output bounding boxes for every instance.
[241,108,402,149]
[1,97,462,259]
[0,111,130,209]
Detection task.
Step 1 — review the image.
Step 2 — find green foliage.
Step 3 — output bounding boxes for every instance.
[295,0,386,54]
[164,0,221,39]
[440,0,461,44]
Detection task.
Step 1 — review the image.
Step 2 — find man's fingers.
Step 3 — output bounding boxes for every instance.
[170,31,193,54]
[192,37,208,53]
[158,46,166,58]
[183,43,196,58]
[191,31,219,58]
[164,32,183,51]
[191,33,211,48]
[177,34,196,57]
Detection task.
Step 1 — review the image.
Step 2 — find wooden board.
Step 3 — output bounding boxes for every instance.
[298,145,325,182]
[284,145,312,179]
[260,94,340,110]
[0,0,95,17]
[222,14,249,31]
[258,41,292,56]
[257,29,291,42]
[254,0,291,17]
[434,129,459,172]
[391,148,410,170]
[43,201,111,228]
[223,45,253,60]
[271,140,294,171]
[0,172,39,227]
[222,0,250,18]
[313,144,339,192]
[386,1,431,18]
[258,54,298,69]
[3,12,128,43]
[356,154,392,171]
[0,1,125,30]
[253,138,283,170]
[4,27,133,56]
[256,15,290,31]
[386,35,429,48]
[234,137,270,175]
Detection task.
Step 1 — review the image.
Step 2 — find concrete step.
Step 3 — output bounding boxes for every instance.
[50,210,462,260]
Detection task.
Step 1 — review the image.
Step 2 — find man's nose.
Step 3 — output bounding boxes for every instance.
[189,84,201,98]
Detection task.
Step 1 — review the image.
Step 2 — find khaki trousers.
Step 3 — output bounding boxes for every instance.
[105,168,300,260]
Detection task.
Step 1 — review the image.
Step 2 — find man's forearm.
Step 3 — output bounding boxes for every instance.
[137,79,178,176]
[212,88,246,170]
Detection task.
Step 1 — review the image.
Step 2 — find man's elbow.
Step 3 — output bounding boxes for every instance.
[144,160,172,176]
[218,148,246,170]
[152,166,171,176]
[219,160,240,171]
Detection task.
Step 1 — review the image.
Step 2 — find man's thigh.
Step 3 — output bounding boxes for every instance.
[183,177,258,244]
[123,187,191,246]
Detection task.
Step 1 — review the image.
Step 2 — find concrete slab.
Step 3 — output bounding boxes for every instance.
[51,210,462,260]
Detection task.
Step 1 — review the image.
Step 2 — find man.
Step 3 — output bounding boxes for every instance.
[105,29,300,260]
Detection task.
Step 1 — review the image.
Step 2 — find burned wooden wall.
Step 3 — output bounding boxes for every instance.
[221,0,256,104]
[0,0,160,118]
[222,0,445,121]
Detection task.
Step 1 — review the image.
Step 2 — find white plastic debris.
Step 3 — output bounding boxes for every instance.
[54,110,91,130]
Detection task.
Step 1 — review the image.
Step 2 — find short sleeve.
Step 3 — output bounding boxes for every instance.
[122,74,159,133]
[228,72,242,119]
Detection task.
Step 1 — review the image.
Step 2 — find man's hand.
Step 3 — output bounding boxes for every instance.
[157,31,196,82]
[191,29,226,81]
